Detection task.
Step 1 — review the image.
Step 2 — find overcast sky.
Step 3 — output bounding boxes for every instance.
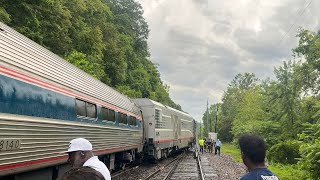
[137,0,319,122]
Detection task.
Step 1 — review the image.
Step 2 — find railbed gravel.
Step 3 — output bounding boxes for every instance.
[203,152,247,179]
[112,152,247,180]
[112,155,180,180]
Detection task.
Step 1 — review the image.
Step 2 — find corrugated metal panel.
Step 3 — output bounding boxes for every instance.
[0,22,140,115]
[0,113,143,175]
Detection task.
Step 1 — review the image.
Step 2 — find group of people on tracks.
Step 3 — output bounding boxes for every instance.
[198,137,222,154]
[61,135,279,180]
[198,135,279,180]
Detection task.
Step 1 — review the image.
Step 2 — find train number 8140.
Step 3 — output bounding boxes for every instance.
[0,139,21,151]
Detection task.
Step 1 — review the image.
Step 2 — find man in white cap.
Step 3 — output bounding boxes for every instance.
[66,138,111,180]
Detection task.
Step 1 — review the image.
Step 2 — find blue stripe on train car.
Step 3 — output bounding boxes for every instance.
[0,74,142,129]
[0,74,76,121]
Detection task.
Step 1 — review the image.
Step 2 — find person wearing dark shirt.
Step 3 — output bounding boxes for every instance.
[238,134,279,180]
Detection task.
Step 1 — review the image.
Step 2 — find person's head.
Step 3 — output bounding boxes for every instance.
[61,166,104,180]
[66,138,94,168]
[238,134,266,167]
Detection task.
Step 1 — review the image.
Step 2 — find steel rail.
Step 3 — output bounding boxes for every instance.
[144,155,182,180]
[111,165,139,179]
[197,153,205,180]
[162,154,186,180]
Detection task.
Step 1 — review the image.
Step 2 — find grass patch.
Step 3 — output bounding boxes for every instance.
[268,163,304,180]
[221,143,242,162]
[222,143,305,180]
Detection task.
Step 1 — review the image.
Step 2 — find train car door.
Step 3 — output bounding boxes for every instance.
[172,115,178,140]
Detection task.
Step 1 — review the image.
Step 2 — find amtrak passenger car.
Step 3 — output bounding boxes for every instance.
[0,22,143,179]
[133,98,195,160]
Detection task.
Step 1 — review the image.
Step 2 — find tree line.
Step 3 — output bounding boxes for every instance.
[0,0,181,110]
[201,29,320,179]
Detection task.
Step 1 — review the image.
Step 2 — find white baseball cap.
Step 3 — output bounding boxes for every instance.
[66,138,92,152]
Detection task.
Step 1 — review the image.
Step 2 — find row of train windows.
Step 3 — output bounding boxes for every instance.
[76,99,137,126]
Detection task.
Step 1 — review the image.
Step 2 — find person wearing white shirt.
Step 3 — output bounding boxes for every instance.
[66,138,111,180]
[215,139,222,155]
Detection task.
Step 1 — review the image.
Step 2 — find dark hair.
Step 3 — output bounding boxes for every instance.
[61,167,104,180]
[238,134,266,164]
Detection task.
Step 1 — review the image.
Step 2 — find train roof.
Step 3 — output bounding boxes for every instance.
[133,98,192,118]
[0,22,139,115]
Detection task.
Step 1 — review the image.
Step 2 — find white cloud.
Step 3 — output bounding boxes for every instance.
[137,0,320,122]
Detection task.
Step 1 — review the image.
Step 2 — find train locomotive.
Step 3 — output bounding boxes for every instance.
[0,22,196,180]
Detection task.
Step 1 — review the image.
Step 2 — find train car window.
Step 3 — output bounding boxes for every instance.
[86,102,97,118]
[102,108,116,122]
[108,109,115,122]
[132,117,137,126]
[119,113,127,124]
[128,116,132,125]
[128,116,136,126]
[123,114,128,124]
[101,107,109,121]
[76,99,86,116]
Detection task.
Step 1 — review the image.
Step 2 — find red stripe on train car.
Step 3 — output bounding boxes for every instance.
[0,145,140,171]
[155,136,193,143]
[94,144,140,154]
[0,65,142,120]
[0,156,67,171]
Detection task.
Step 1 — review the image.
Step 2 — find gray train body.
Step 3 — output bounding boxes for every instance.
[0,22,195,179]
[133,99,195,160]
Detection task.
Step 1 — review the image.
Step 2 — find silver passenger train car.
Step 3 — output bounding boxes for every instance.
[133,98,195,160]
[0,22,143,179]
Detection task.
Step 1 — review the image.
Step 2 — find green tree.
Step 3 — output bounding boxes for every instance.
[216,73,259,142]
[270,61,304,139]
[2,0,72,55]
[231,86,280,145]
[64,51,105,79]
[293,29,320,96]
[0,7,10,23]
[298,122,320,179]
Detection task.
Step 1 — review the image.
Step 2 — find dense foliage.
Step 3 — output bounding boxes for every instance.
[0,0,181,110]
[202,29,320,179]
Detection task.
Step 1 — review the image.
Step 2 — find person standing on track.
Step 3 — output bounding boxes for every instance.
[66,138,111,180]
[239,134,279,180]
[215,139,222,155]
[199,138,205,154]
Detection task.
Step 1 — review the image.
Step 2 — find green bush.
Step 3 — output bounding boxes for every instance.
[268,140,300,164]
[298,122,320,180]
[269,163,304,180]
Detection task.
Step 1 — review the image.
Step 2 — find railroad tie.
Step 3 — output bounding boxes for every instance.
[200,156,218,180]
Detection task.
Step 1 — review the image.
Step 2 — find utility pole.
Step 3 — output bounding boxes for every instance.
[209,105,211,132]
[200,119,202,138]
[215,105,219,133]
[206,99,209,136]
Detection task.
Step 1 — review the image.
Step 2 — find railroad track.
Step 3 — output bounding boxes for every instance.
[111,165,140,179]
[144,154,184,180]
[144,152,203,180]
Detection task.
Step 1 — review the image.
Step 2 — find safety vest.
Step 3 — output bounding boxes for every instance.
[199,139,204,146]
